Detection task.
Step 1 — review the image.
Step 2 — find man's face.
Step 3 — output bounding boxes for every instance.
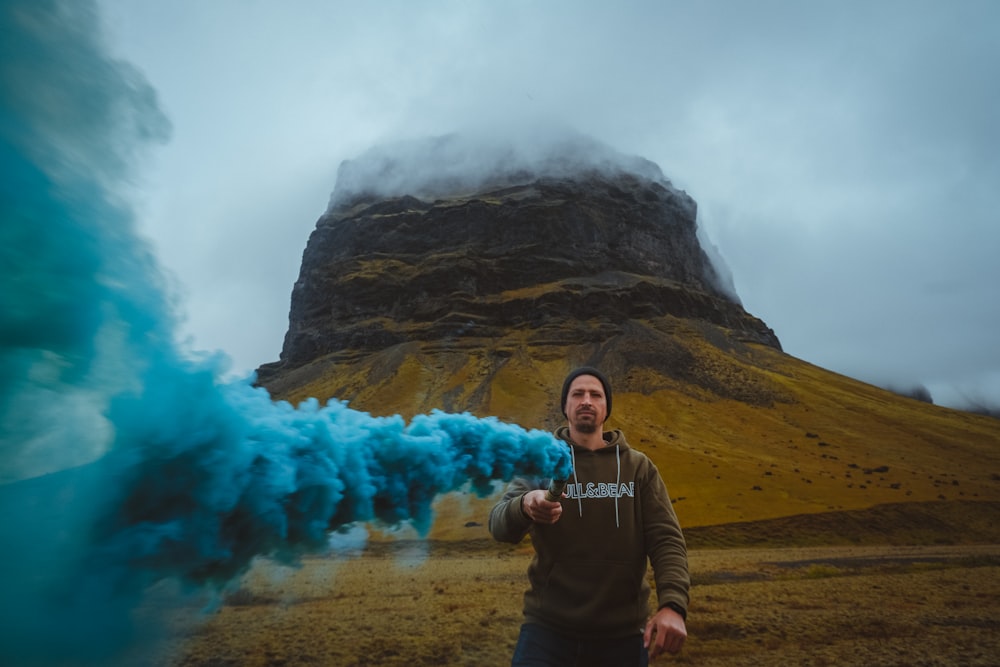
[565,375,607,434]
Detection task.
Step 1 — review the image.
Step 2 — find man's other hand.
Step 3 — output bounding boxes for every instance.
[644,606,687,659]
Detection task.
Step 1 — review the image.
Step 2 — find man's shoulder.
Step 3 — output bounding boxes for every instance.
[615,436,650,461]
[621,446,668,483]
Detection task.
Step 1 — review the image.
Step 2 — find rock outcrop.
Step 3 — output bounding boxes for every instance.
[255,134,785,420]
[259,154,778,384]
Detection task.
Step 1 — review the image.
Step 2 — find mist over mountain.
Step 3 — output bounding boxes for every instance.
[327,127,666,208]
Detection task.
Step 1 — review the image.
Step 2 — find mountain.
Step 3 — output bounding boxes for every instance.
[256,135,1000,540]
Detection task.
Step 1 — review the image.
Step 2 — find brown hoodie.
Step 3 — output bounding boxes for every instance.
[489,427,690,638]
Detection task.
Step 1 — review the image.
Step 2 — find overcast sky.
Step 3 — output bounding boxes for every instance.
[97,0,999,410]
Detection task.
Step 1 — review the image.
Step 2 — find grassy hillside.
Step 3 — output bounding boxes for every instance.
[613,343,1000,528]
[260,316,1000,538]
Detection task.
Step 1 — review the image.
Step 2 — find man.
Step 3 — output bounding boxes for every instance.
[489,367,689,665]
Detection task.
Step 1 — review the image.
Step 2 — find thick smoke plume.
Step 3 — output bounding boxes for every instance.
[0,1,569,663]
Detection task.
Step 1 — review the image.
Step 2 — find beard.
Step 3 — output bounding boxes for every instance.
[572,412,599,434]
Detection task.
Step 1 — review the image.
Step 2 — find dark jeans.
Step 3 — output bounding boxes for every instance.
[511,623,649,667]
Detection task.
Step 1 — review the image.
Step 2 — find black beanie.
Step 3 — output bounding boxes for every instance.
[561,366,612,421]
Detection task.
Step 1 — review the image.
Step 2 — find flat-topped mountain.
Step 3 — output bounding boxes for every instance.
[257,134,999,534]
[263,169,778,372]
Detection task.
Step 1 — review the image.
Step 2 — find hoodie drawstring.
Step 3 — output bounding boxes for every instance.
[570,445,583,517]
[614,444,621,528]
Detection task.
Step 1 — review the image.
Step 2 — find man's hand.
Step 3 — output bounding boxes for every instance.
[643,606,687,659]
[521,489,563,524]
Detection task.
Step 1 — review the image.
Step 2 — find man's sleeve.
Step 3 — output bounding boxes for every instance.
[641,460,691,615]
[488,477,538,544]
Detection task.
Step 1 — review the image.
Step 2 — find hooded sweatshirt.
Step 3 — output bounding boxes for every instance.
[488,427,690,638]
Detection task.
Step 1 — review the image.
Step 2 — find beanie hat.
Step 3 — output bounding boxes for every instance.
[561,366,612,421]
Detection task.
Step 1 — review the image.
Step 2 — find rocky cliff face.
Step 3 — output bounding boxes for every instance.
[256,137,781,418]
[261,166,777,376]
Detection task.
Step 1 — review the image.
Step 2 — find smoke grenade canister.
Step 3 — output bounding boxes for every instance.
[545,478,567,502]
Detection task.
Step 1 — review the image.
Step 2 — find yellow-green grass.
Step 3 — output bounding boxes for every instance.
[261,322,1000,535]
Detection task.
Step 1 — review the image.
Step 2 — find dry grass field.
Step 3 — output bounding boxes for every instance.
[152,502,1000,667]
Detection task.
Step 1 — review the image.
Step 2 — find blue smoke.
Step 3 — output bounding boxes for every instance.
[0,1,570,663]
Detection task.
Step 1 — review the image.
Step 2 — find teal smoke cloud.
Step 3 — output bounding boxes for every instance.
[0,1,569,663]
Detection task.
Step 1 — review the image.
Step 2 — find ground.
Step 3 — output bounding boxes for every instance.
[149,540,1000,666]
